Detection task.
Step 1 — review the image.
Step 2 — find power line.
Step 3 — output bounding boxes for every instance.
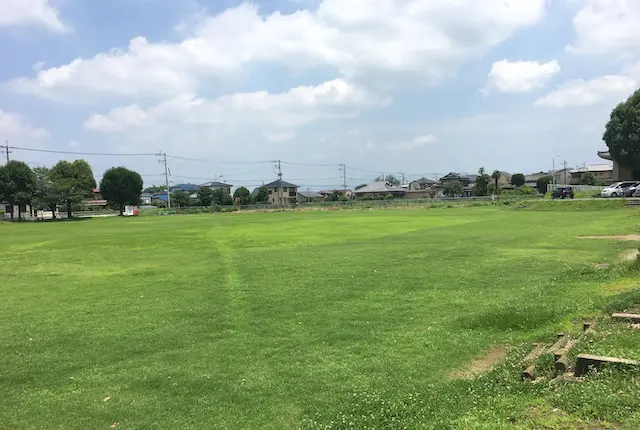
[7,145,155,156]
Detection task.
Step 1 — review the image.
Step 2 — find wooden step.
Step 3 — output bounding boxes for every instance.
[574,353,640,376]
[612,313,640,323]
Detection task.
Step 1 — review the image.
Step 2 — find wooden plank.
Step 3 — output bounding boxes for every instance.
[548,336,569,356]
[521,364,536,381]
[574,354,640,377]
[554,339,577,360]
[524,343,547,362]
[612,313,640,322]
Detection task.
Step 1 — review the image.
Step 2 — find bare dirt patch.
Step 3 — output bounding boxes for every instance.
[580,235,640,241]
[450,345,506,380]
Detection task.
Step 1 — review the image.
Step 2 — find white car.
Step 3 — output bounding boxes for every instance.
[601,181,637,198]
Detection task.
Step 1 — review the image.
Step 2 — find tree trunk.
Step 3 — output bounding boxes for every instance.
[119,204,124,216]
[67,202,72,219]
[18,206,22,221]
[9,204,14,221]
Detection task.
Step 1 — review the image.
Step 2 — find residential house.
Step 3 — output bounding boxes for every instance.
[319,189,354,199]
[170,184,200,198]
[407,177,437,199]
[201,181,233,196]
[524,171,549,188]
[297,190,324,203]
[2,203,32,220]
[551,168,571,186]
[353,181,406,199]
[264,179,299,205]
[85,187,108,209]
[569,164,614,185]
[598,151,634,182]
[437,172,477,197]
[151,194,169,207]
[140,192,153,205]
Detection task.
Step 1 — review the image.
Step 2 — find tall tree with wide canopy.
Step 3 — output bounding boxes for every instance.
[604,88,640,178]
[233,187,252,205]
[0,161,36,220]
[99,167,143,215]
[32,167,59,218]
[50,160,96,218]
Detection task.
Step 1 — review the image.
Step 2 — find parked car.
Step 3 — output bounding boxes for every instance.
[601,181,637,198]
[552,186,574,199]
[623,182,640,197]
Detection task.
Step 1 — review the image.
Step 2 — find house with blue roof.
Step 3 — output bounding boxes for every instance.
[170,184,200,193]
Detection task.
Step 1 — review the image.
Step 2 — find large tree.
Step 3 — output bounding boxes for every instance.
[604,88,640,177]
[473,167,490,196]
[491,170,502,193]
[443,181,464,198]
[213,188,233,205]
[375,175,401,186]
[50,160,96,218]
[253,186,269,204]
[536,175,553,194]
[233,187,252,205]
[32,167,59,218]
[0,161,36,220]
[172,190,191,207]
[99,167,143,215]
[197,187,214,206]
[511,173,526,187]
[580,172,596,185]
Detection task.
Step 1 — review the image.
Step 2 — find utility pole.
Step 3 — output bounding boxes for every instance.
[277,159,283,207]
[339,163,347,193]
[157,151,171,208]
[1,142,11,163]
[563,160,568,185]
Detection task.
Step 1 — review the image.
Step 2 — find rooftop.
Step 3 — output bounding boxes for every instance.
[263,179,299,189]
[171,183,200,191]
[353,181,406,194]
[201,181,233,188]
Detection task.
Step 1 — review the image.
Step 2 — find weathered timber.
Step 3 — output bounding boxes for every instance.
[574,354,640,377]
[521,365,537,381]
[524,343,547,362]
[548,336,569,356]
[555,355,573,373]
[612,313,640,323]
[554,339,577,360]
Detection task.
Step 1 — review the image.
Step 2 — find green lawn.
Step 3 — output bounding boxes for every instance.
[1,207,640,429]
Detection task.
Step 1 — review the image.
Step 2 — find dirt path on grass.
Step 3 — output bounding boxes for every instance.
[450,345,506,380]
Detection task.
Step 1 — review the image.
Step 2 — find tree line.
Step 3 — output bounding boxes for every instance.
[0,159,142,220]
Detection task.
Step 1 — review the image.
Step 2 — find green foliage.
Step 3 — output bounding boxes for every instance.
[213,188,233,205]
[197,187,215,206]
[536,175,553,194]
[233,186,252,205]
[327,191,343,201]
[604,288,640,314]
[443,181,464,197]
[32,167,59,218]
[375,175,401,185]
[171,190,191,207]
[355,184,368,190]
[503,186,538,196]
[99,167,143,214]
[491,170,502,191]
[473,168,490,196]
[50,160,96,218]
[511,173,525,187]
[253,186,269,204]
[604,88,640,175]
[580,172,596,185]
[144,185,167,194]
[0,160,37,220]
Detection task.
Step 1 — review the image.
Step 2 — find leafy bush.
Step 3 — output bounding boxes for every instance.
[503,186,538,196]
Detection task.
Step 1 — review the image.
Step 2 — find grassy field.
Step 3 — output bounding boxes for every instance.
[2,206,640,429]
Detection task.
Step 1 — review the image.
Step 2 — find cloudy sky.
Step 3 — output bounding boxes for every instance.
[1,0,639,189]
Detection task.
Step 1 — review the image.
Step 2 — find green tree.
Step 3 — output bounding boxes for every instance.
[144,185,167,194]
[374,175,401,185]
[443,181,464,197]
[233,187,252,205]
[213,188,233,205]
[328,191,343,201]
[536,175,553,194]
[99,167,143,215]
[50,160,96,218]
[473,167,490,196]
[511,173,526,187]
[580,172,596,185]
[253,186,269,204]
[172,190,191,207]
[197,187,214,206]
[603,88,640,177]
[0,161,36,220]
[32,167,59,218]
[491,170,502,193]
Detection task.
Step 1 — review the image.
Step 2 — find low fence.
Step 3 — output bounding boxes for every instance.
[547,184,605,193]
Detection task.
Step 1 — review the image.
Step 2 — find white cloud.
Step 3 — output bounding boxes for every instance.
[85,79,383,133]
[263,131,295,143]
[0,0,69,32]
[0,110,49,140]
[567,0,640,55]
[12,0,547,99]
[388,134,437,150]
[536,61,640,108]
[484,59,560,93]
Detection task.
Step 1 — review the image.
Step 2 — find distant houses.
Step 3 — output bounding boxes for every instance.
[352,181,406,199]
[263,180,299,205]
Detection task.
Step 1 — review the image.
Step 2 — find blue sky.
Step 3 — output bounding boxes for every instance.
[1,0,639,190]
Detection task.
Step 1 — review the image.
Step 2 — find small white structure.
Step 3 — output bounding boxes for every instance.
[123,205,140,216]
